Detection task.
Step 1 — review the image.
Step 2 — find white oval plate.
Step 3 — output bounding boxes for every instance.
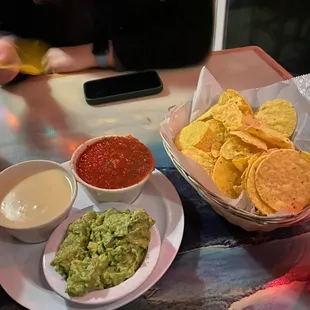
[0,164,184,310]
[43,203,161,305]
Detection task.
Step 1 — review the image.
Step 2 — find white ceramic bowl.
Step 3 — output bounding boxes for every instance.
[0,160,77,243]
[43,202,161,305]
[70,136,154,204]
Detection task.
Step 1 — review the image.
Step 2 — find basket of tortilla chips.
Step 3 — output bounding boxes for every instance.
[159,68,310,231]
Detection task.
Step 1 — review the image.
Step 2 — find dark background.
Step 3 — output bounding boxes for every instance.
[225,0,310,76]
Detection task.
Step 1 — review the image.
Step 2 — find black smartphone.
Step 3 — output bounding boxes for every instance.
[83,70,163,105]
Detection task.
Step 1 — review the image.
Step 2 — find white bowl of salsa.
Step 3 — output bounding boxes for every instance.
[0,160,77,243]
[70,135,155,204]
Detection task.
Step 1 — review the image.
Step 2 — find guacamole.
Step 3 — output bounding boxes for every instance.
[51,208,155,297]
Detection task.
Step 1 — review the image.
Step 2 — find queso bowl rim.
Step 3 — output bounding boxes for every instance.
[0,160,77,230]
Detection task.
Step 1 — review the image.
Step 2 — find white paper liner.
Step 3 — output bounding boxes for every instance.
[159,67,310,217]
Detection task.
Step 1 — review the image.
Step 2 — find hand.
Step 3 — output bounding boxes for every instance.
[42,44,98,74]
[0,38,20,85]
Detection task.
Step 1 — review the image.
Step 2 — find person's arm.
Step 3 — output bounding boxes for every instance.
[0,1,37,85]
[112,0,214,71]
[0,37,25,86]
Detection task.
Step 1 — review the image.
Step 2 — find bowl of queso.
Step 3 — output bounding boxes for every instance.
[0,160,77,243]
[70,135,155,203]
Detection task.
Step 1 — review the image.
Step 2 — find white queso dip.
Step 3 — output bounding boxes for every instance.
[0,168,72,228]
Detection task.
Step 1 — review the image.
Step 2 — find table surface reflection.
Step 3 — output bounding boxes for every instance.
[0,47,291,169]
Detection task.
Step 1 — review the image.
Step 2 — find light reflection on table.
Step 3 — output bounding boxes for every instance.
[0,47,291,169]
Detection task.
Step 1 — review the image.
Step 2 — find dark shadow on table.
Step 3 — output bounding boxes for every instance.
[0,288,27,310]
[177,193,202,253]
[0,157,12,172]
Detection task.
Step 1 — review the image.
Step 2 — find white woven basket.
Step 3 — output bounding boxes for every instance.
[160,105,310,232]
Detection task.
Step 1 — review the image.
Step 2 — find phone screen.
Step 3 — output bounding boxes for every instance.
[84,71,163,103]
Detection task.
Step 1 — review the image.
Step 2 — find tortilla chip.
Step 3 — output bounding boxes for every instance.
[212,101,244,131]
[232,155,251,173]
[302,151,310,163]
[194,120,226,154]
[255,149,310,213]
[175,121,210,151]
[241,153,262,190]
[212,156,241,198]
[195,92,230,122]
[246,124,295,150]
[229,131,267,151]
[182,147,215,176]
[254,99,297,137]
[211,142,222,158]
[246,155,275,215]
[220,136,259,160]
[226,89,253,116]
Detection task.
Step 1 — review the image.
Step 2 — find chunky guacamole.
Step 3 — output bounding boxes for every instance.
[51,208,155,297]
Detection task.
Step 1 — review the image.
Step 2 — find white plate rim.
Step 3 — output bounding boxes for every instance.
[42,203,161,305]
[0,164,184,310]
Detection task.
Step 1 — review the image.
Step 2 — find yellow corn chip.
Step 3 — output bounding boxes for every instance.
[229,130,267,151]
[302,151,310,163]
[246,124,295,149]
[220,136,259,160]
[226,89,253,116]
[194,92,230,122]
[212,101,243,131]
[182,147,216,176]
[212,156,241,198]
[246,155,275,215]
[254,99,297,137]
[175,121,210,151]
[241,153,262,190]
[194,120,226,154]
[232,155,251,173]
[255,149,310,213]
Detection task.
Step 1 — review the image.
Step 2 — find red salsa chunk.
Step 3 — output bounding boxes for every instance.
[76,136,154,189]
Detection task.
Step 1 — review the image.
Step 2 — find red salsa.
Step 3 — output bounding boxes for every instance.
[76,136,155,189]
